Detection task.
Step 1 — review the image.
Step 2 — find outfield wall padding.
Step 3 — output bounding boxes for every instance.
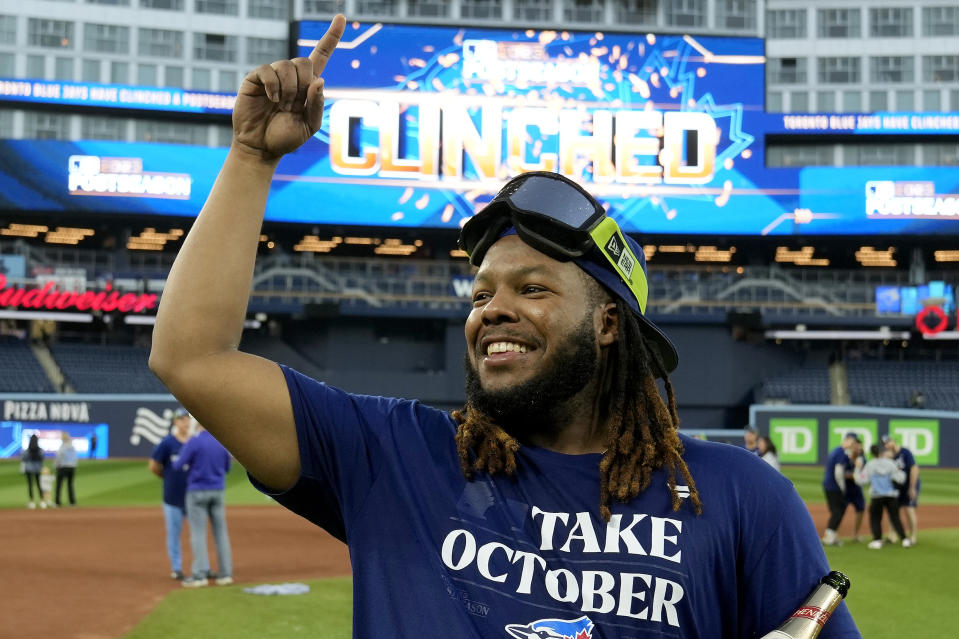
[750,404,958,468]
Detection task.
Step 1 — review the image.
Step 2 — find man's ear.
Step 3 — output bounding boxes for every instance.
[597,302,619,347]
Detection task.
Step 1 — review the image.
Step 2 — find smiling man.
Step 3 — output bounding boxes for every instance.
[149,15,860,639]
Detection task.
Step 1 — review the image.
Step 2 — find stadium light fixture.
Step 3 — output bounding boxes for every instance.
[765,329,911,340]
[124,315,261,329]
[0,310,93,323]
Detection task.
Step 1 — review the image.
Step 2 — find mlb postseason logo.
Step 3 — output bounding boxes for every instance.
[770,417,818,463]
[604,233,635,282]
[888,419,940,465]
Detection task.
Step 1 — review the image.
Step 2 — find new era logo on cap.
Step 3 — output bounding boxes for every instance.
[604,232,634,282]
[605,234,622,257]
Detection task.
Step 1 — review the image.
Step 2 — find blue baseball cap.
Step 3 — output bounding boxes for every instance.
[575,234,678,373]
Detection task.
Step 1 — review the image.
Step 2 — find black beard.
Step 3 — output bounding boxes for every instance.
[464,314,599,439]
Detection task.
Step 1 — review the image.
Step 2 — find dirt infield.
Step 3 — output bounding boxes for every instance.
[807,502,959,538]
[2,502,957,638]
[2,505,350,639]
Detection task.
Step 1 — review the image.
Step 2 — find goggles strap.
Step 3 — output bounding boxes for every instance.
[588,217,649,313]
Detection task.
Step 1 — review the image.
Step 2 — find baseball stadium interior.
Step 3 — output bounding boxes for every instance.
[2,0,959,444]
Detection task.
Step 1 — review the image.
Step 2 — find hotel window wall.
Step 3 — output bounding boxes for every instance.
[665,0,706,28]
[767,8,806,38]
[27,19,74,49]
[461,0,503,20]
[869,7,913,38]
[817,9,861,38]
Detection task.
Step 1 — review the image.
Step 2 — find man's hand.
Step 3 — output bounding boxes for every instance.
[232,14,346,161]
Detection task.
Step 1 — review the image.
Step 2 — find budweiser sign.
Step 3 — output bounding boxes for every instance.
[0,274,157,313]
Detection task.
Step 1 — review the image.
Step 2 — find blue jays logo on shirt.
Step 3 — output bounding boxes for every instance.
[505,615,594,639]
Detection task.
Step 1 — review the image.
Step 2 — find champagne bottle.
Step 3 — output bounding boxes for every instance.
[760,571,851,639]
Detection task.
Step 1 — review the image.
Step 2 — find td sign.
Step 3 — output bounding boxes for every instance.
[753,407,955,468]
[889,419,940,465]
[770,418,818,463]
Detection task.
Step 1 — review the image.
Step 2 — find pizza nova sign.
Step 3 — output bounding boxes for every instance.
[0,274,157,314]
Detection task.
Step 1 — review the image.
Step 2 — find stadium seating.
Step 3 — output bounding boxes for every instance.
[760,359,959,410]
[49,342,168,394]
[847,360,959,411]
[0,335,56,392]
[758,364,832,404]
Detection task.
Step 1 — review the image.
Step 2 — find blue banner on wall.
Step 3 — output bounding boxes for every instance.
[0,77,235,114]
[1,395,180,458]
[2,21,959,235]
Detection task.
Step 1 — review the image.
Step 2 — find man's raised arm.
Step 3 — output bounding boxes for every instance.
[149,15,346,491]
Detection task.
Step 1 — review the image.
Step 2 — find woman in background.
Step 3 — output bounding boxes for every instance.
[758,435,781,472]
[20,433,44,508]
[55,432,79,507]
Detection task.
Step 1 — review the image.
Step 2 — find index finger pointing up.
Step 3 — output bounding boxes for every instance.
[309,14,347,76]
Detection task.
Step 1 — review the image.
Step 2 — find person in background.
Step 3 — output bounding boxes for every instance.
[844,441,867,543]
[908,389,926,409]
[743,425,760,455]
[855,444,910,549]
[757,435,780,472]
[54,431,78,507]
[173,423,234,588]
[20,433,44,509]
[149,407,192,580]
[39,465,54,508]
[821,432,860,546]
[882,434,921,545]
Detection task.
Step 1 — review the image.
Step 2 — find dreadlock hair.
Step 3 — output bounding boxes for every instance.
[452,293,702,522]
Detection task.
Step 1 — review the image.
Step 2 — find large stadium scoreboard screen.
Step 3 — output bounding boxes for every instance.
[292,22,767,233]
[1,20,958,234]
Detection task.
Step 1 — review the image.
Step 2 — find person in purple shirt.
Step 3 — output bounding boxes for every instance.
[149,15,860,638]
[173,423,234,587]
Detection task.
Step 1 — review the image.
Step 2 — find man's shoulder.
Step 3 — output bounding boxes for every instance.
[674,435,801,537]
[679,433,765,462]
[155,434,175,448]
[827,446,845,460]
[283,365,455,429]
[679,434,783,479]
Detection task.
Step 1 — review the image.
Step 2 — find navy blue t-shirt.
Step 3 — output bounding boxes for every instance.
[822,447,851,492]
[151,434,188,509]
[893,447,921,496]
[254,366,861,639]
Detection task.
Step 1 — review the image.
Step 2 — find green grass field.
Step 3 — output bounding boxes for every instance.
[3,460,955,637]
[0,459,270,509]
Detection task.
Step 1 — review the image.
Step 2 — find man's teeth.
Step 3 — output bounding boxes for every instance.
[487,341,528,355]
